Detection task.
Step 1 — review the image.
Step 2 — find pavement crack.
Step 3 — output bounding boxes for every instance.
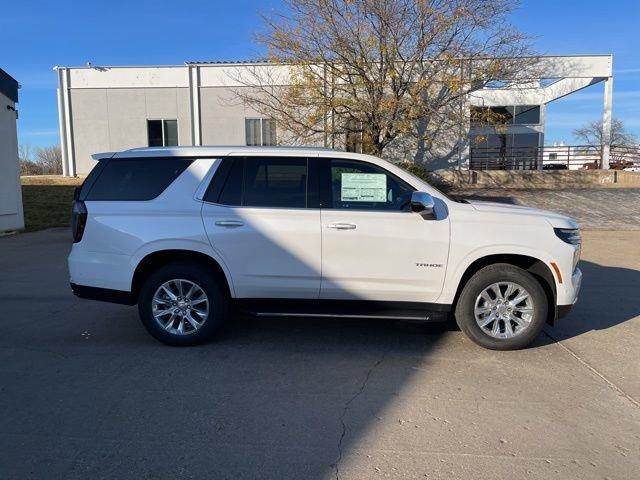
[543,330,639,409]
[334,350,388,480]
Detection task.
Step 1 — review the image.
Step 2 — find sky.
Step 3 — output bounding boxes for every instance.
[2,0,639,149]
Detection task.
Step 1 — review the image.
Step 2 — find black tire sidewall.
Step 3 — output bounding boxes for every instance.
[455,264,548,350]
[138,262,228,346]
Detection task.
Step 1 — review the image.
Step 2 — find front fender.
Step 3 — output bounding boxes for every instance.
[437,244,557,304]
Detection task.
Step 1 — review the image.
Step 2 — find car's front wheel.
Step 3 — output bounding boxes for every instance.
[454,263,548,350]
[138,262,229,346]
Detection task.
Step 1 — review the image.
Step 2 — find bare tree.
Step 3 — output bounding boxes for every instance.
[573,118,637,147]
[232,0,538,159]
[36,145,63,175]
[19,144,42,175]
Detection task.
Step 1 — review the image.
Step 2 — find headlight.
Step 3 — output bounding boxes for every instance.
[554,228,581,271]
[554,228,581,245]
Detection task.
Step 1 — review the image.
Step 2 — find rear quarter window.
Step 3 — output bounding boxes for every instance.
[86,158,193,201]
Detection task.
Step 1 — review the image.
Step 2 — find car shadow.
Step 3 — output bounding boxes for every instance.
[543,259,640,342]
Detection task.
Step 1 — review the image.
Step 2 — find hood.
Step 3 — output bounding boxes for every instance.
[466,199,579,229]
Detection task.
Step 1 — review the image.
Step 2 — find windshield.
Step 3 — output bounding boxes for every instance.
[394,166,469,203]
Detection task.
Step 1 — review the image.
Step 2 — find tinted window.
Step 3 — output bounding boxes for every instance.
[217,158,243,206]
[322,159,414,211]
[513,106,540,125]
[147,119,179,147]
[147,120,163,147]
[78,160,107,200]
[163,120,178,146]
[211,157,308,208]
[244,158,307,208]
[86,158,192,201]
[471,105,540,126]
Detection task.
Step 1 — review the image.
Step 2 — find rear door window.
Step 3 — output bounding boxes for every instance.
[207,157,309,209]
[86,158,193,201]
[244,158,307,208]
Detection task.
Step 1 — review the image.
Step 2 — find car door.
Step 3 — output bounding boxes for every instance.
[201,156,321,299]
[319,158,450,303]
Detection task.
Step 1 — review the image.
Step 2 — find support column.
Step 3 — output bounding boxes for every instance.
[538,103,546,171]
[601,76,613,169]
[188,65,202,146]
[57,67,76,177]
[56,68,68,177]
[458,60,470,170]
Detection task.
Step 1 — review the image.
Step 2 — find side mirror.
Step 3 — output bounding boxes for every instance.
[411,191,436,219]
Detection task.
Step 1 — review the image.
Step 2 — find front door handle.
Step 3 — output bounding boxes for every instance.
[326,223,357,230]
[215,220,244,228]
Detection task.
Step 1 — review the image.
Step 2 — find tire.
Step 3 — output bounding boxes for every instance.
[454,263,548,350]
[138,262,229,346]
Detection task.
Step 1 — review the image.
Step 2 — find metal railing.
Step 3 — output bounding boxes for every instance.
[470,145,640,171]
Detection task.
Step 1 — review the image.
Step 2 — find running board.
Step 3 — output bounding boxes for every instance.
[234,298,450,322]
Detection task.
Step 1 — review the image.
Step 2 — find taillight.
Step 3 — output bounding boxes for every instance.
[71,200,88,243]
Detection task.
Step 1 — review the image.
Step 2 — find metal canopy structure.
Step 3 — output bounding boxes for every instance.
[470,55,614,169]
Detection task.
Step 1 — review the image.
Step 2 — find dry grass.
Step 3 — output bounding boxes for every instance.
[21,175,84,186]
[21,176,84,232]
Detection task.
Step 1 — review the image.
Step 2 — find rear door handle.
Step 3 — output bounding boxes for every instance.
[326,223,357,230]
[215,220,244,228]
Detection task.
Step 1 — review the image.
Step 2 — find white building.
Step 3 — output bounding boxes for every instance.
[0,68,23,232]
[55,55,614,176]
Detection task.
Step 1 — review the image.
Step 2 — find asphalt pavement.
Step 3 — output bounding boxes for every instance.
[0,222,638,479]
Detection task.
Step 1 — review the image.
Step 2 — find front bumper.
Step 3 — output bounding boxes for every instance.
[556,267,582,319]
[556,266,582,305]
[557,304,574,319]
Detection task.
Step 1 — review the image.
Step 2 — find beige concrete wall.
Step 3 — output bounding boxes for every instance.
[199,86,325,148]
[425,169,640,189]
[200,87,247,145]
[615,171,640,186]
[70,87,191,174]
[0,92,24,232]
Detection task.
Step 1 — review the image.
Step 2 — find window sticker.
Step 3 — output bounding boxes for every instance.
[341,173,387,202]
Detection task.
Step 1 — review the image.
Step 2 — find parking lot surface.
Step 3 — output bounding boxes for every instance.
[452,187,640,230]
[1,223,639,479]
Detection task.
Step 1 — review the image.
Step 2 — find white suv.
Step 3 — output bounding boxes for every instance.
[69,146,582,350]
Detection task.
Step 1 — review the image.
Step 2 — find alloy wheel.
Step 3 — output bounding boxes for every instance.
[152,279,210,335]
[473,282,535,339]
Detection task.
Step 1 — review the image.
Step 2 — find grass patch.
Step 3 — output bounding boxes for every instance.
[21,176,83,232]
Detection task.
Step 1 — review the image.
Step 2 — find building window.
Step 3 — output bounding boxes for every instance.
[471,106,540,126]
[512,106,540,125]
[245,118,277,146]
[147,119,178,147]
[485,80,510,89]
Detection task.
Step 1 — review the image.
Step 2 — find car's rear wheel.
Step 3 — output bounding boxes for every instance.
[454,263,548,350]
[138,262,228,346]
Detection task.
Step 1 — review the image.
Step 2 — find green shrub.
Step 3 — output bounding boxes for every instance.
[396,161,429,181]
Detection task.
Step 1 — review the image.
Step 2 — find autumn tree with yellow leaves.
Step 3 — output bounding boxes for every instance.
[233,0,538,160]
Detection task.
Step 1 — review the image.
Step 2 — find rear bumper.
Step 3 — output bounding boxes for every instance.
[71,283,135,306]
